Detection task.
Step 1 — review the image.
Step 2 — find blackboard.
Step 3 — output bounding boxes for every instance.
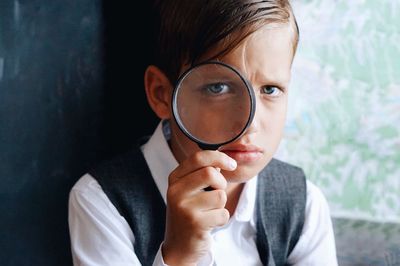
[0,1,158,265]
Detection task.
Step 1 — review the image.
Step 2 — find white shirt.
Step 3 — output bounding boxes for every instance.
[68,121,338,265]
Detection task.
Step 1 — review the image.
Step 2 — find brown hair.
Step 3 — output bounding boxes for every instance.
[153,0,299,83]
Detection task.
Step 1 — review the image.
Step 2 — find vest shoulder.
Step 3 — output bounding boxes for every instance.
[267,158,305,177]
[258,158,307,199]
[89,136,150,174]
[88,146,148,183]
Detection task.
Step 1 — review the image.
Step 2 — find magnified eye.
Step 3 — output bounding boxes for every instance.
[261,86,282,97]
[204,83,230,94]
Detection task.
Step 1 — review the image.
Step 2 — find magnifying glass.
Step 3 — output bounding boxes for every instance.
[172,61,256,150]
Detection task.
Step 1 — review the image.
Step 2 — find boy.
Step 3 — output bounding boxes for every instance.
[68,0,338,265]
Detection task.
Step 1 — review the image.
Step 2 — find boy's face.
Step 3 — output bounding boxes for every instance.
[169,23,295,183]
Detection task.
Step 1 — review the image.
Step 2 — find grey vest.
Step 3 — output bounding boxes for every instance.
[90,143,306,266]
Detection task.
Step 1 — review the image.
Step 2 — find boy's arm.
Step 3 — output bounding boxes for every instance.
[287,180,338,265]
[68,174,167,266]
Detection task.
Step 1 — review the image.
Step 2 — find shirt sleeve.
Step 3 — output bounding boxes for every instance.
[286,180,338,266]
[69,174,166,266]
[153,243,214,266]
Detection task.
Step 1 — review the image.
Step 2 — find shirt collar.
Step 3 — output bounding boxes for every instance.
[234,174,258,223]
[141,120,257,223]
[141,120,178,203]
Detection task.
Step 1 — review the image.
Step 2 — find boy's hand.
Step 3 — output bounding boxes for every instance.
[162,150,237,266]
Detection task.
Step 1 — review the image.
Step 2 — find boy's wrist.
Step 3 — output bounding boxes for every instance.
[161,242,197,266]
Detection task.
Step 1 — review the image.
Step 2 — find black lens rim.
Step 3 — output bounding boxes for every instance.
[172,61,256,150]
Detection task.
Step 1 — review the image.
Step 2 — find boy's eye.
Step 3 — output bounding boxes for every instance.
[204,83,230,94]
[261,86,282,97]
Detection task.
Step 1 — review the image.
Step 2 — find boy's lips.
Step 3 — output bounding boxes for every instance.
[219,144,263,163]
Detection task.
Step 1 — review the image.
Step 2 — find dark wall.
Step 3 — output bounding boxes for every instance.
[102,0,159,155]
[0,1,158,265]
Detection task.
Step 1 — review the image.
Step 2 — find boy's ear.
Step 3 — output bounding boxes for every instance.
[144,65,173,120]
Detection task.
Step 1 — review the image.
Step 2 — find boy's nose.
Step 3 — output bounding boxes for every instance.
[245,106,260,135]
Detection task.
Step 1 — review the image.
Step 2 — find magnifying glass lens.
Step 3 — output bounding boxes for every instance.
[174,62,253,148]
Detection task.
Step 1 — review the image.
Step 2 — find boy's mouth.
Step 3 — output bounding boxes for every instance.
[220,144,263,163]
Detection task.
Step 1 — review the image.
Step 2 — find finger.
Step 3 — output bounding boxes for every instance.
[204,167,220,191]
[170,167,227,195]
[170,151,236,182]
[198,208,230,229]
[186,189,227,211]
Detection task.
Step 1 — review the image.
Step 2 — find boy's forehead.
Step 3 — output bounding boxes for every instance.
[219,24,294,86]
[178,23,295,85]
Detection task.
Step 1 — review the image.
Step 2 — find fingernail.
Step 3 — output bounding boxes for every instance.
[228,159,237,170]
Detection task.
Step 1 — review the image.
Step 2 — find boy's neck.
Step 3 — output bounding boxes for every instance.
[225,182,245,216]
